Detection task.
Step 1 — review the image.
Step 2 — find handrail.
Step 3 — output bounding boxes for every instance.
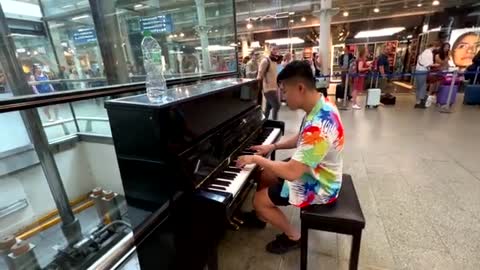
[0,71,238,113]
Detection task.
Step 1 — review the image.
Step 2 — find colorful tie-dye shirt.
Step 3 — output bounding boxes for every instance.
[281,96,344,207]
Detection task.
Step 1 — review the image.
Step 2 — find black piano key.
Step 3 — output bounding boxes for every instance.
[226,167,241,173]
[218,172,236,180]
[211,180,231,187]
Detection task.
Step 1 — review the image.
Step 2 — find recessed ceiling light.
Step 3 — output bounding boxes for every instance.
[288,12,295,15]
[301,16,306,22]
[407,34,413,38]
[214,29,218,32]
[432,0,440,6]
[180,32,185,37]
[290,19,294,23]
[134,4,143,8]
[343,11,349,17]
[246,22,253,29]
[417,3,423,7]
[373,8,380,13]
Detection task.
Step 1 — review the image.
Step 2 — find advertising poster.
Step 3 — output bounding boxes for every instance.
[448,28,480,70]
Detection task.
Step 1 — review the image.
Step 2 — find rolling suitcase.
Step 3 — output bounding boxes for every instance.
[437,84,458,105]
[366,74,381,108]
[464,85,480,105]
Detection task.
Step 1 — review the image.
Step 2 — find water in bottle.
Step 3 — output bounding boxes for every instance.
[141,31,168,103]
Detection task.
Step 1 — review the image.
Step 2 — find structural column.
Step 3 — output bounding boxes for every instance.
[0,4,82,245]
[89,0,129,85]
[195,0,212,72]
[318,0,337,75]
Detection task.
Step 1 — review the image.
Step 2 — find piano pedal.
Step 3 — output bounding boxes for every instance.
[228,219,240,231]
[232,216,244,225]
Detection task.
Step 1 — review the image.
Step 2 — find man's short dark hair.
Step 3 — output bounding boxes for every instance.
[277,60,316,89]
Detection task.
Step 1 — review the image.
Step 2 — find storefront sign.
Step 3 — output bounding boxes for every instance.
[139,15,173,33]
[72,28,97,45]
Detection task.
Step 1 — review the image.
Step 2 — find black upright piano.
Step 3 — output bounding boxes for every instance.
[105,78,283,270]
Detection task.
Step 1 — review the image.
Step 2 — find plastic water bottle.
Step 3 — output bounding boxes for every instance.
[141,31,167,102]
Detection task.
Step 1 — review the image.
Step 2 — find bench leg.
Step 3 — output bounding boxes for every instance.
[300,223,308,270]
[349,231,362,270]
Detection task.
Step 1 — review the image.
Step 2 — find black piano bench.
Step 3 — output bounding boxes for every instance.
[300,174,365,270]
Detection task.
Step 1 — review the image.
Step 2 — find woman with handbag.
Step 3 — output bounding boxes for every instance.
[426,43,451,107]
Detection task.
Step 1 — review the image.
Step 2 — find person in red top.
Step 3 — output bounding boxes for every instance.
[352,48,371,109]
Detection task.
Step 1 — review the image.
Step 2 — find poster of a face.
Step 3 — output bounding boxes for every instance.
[449,28,480,70]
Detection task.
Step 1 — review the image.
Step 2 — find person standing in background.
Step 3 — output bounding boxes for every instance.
[465,51,480,84]
[338,46,354,88]
[426,42,450,107]
[312,52,322,77]
[377,45,392,93]
[216,56,228,72]
[246,51,259,79]
[281,52,292,67]
[352,48,370,109]
[31,65,58,121]
[257,44,280,120]
[414,41,441,109]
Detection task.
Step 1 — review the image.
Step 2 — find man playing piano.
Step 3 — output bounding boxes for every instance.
[236,60,344,254]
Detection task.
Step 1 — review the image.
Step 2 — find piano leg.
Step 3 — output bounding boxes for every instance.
[207,245,218,270]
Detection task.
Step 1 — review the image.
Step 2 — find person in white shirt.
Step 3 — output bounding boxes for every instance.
[414,41,441,108]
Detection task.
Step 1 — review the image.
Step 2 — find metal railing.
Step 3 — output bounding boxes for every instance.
[0,71,238,113]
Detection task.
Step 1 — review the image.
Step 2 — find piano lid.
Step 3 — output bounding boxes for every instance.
[105,78,257,110]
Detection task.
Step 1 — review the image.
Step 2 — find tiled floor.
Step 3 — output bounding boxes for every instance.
[218,94,480,270]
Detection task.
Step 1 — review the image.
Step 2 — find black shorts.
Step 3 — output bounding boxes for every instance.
[267,179,290,206]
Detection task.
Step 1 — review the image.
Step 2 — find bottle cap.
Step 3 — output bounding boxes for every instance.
[143,30,152,37]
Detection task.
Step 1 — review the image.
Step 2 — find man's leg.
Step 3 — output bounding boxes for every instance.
[253,188,300,241]
[264,91,273,119]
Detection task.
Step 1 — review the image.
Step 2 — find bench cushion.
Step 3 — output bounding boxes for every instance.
[300,174,365,232]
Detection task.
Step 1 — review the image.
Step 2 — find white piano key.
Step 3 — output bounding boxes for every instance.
[206,128,281,196]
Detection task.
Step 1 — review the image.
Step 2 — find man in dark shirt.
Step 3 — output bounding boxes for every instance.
[338,46,354,88]
[377,45,391,92]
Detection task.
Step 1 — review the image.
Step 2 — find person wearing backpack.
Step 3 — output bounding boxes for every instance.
[257,44,280,120]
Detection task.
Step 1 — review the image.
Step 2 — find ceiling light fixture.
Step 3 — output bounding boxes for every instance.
[407,34,413,38]
[265,37,304,45]
[301,16,306,22]
[134,4,143,8]
[288,12,295,15]
[432,0,440,6]
[246,22,253,29]
[373,7,380,13]
[343,11,349,17]
[180,32,185,37]
[290,19,294,23]
[195,45,235,51]
[417,2,423,7]
[354,27,405,38]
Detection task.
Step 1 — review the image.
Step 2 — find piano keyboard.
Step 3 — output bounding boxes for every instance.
[204,127,281,197]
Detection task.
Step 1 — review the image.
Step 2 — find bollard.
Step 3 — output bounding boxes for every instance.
[7,241,41,270]
[440,70,457,113]
[100,190,122,224]
[90,187,107,223]
[0,235,16,270]
[338,73,350,110]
